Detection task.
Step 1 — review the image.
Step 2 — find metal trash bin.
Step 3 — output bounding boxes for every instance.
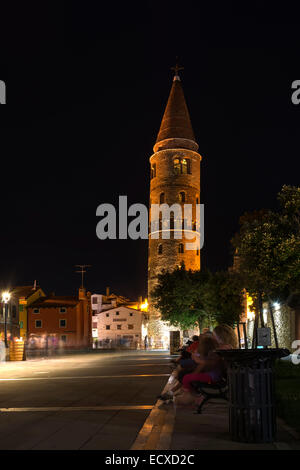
[218,349,289,443]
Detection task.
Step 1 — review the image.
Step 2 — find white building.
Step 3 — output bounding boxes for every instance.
[96,305,149,349]
[91,294,103,314]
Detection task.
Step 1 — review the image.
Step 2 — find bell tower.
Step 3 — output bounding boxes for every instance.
[147,66,202,343]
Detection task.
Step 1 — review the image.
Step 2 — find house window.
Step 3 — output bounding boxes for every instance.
[92,297,98,304]
[59,319,66,328]
[19,305,24,312]
[106,325,110,330]
[159,193,165,204]
[158,244,163,255]
[33,308,40,314]
[128,325,134,330]
[196,196,199,205]
[106,313,109,317]
[178,243,184,254]
[115,311,119,315]
[150,163,156,179]
[20,321,23,329]
[35,320,42,328]
[117,325,122,330]
[179,191,186,203]
[196,249,199,256]
[129,313,133,316]
[59,307,67,314]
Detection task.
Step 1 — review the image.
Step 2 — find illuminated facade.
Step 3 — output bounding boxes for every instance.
[27,288,92,348]
[95,305,149,348]
[12,285,46,340]
[148,69,202,346]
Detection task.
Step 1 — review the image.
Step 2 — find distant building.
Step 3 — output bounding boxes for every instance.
[91,287,148,346]
[12,284,46,340]
[95,305,149,349]
[27,288,92,348]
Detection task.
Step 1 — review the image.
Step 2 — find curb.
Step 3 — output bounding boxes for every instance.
[131,373,176,450]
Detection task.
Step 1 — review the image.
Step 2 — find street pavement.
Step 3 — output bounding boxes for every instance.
[0,351,299,451]
[0,350,170,450]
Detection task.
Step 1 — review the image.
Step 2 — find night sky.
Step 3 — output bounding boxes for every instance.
[0,2,300,299]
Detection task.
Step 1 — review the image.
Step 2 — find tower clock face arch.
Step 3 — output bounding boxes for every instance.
[147,71,202,325]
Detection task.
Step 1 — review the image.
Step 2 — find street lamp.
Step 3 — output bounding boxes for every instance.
[2,291,11,348]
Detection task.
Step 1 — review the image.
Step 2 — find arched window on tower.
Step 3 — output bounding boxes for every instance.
[179,191,186,203]
[159,192,165,204]
[181,158,188,174]
[158,244,163,255]
[173,157,191,175]
[178,243,184,254]
[173,158,181,175]
[151,163,156,179]
[196,195,199,205]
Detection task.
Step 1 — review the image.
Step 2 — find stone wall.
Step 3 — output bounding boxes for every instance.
[148,147,201,319]
[246,302,296,350]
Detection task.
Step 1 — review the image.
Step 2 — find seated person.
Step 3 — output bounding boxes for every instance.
[186,335,200,354]
[159,334,215,401]
[181,336,223,394]
[175,325,238,406]
[212,324,238,349]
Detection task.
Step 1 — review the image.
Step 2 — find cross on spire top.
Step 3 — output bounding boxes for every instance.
[171,58,184,81]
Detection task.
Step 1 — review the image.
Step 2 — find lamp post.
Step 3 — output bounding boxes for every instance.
[2,292,11,348]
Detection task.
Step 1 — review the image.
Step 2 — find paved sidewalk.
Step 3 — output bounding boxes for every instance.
[170,400,300,450]
[132,372,300,451]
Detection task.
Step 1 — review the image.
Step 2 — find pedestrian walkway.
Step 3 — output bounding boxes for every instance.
[132,374,300,451]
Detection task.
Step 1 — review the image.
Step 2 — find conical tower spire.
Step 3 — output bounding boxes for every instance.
[154,65,198,152]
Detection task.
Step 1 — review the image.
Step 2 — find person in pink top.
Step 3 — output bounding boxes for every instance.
[160,324,238,407]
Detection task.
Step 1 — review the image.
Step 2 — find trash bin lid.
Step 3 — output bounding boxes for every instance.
[216,348,290,365]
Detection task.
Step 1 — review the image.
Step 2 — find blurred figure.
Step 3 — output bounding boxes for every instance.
[213,324,238,349]
[186,335,200,354]
[0,334,6,361]
[29,335,36,349]
[144,335,149,350]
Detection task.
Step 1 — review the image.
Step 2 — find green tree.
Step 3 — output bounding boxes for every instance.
[207,271,244,326]
[232,185,300,304]
[151,267,243,331]
[150,266,211,331]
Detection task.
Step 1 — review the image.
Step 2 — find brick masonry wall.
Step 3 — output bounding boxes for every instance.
[148,147,201,321]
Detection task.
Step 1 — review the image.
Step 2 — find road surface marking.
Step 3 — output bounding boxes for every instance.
[131,373,175,450]
[0,405,154,412]
[0,374,169,382]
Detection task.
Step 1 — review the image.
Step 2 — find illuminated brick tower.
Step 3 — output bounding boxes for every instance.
[148,66,202,346]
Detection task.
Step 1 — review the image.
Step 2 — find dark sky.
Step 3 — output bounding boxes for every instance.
[0,1,300,299]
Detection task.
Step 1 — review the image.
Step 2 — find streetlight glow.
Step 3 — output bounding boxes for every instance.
[2,292,10,303]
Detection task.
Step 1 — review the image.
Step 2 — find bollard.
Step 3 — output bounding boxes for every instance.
[9,340,25,361]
